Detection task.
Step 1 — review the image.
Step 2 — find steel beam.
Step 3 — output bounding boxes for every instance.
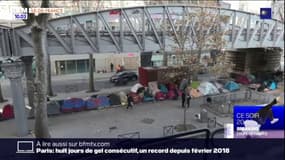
[120,9,124,52]
[0,29,7,56]
[142,7,146,51]
[144,8,163,49]
[122,10,143,50]
[72,16,98,52]
[70,16,75,54]
[15,30,34,47]
[274,29,284,46]
[47,23,72,53]
[98,12,121,51]
[165,6,181,49]
[261,21,276,46]
[96,13,100,52]
[246,14,251,41]
[248,20,260,47]
[233,17,247,47]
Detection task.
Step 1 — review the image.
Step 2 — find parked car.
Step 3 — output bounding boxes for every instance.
[110,71,138,85]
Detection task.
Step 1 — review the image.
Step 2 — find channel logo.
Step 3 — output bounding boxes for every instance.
[233,105,284,138]
[260,8,272,19]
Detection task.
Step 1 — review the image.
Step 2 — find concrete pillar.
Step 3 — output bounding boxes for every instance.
[1,60,29,137]
[20,56,35,112]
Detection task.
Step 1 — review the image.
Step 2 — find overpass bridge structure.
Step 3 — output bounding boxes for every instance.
[0,5,284,58]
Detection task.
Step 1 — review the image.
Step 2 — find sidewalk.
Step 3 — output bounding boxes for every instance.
[0,98,228,138]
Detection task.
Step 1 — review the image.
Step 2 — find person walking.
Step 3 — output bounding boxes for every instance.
[110,63,114,72]
[127,93,134,109]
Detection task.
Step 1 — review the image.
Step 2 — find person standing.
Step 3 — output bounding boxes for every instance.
[110,63,114,72]
[179,78,189,108]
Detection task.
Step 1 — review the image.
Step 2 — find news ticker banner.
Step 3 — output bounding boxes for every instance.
[0,139,283,160]
[233,105,284,138]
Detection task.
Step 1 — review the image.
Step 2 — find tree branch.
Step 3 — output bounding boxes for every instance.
[20,0,35,25]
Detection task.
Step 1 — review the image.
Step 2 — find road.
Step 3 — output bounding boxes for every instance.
[0,72,137,98]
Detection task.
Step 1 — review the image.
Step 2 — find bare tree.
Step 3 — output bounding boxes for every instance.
[20,0,51,138]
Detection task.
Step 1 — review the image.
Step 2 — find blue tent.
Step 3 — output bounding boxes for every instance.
[224,81,240,91]
[62,98,85,112]
[158,84,168,93]
[97,96,110,108]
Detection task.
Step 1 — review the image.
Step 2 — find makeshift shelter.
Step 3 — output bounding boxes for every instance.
[191,81,200,89]
[97,95,111,108]
[131,83,144,93]
[47,101,61,115]
[224,81,240,92]
[198,82,220,95]
[236,75,250,85]
[143,88,155,102]
[158,84,168,93]
[85,98,100,110]
[155,92,167,101]
[62,98,85,112]
[167,90,178,100]
[108,93,121,106]
[0,104,14,120]
[190,89,202,98]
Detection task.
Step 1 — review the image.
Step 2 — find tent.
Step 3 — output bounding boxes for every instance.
[148,81,161,96]
[158,84,168,93]
[131,83,144,93]
[108,93,121,106]
[236,75,250,85]
[143,88,155,102]
[0,104,14,120]
[97,95,110,108]
[198,82,220,95]
[86,98,100,110]
[224,81,240,91]
[191,81,200,89]
[62,98,85,112]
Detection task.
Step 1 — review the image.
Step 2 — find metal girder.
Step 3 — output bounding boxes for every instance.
[144,8,163,49]
[274,29,284,46]
[246,14,251,41]
[261,21,276,46]
[231,11,236,48]
[98,12,121,52]
[142,8,146,51]
[233,17,247,47]
[72,16,98,52]
[15,30,34,47]
[47,23,72,53]
[165,6,181,49]
[248,20,261,47]
[96,13,100,52]
[122,9,143,50]
[0,29,7,56]
[120,9,124,51]
[70,16,75,54]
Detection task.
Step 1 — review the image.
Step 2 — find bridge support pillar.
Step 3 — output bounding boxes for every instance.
[20,56,35,117]
[1,60,29,137]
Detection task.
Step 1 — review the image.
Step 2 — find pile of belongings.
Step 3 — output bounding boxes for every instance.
[148,81,167,101]
[210,81,229,93]
[61,98,86,112]
[129,92,142,104]
[198,82,220,96]
[130,83,144,104]
[119,92,128,106]
[224,81,240,92]
[0,104,14,121]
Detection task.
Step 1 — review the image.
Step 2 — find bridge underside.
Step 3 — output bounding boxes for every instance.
[0,5,284,57]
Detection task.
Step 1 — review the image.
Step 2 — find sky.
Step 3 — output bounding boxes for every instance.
[224,0,272,13]
[0,0,273,20]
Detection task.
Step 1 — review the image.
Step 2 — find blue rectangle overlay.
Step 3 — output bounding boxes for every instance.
[260,8,272,19]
